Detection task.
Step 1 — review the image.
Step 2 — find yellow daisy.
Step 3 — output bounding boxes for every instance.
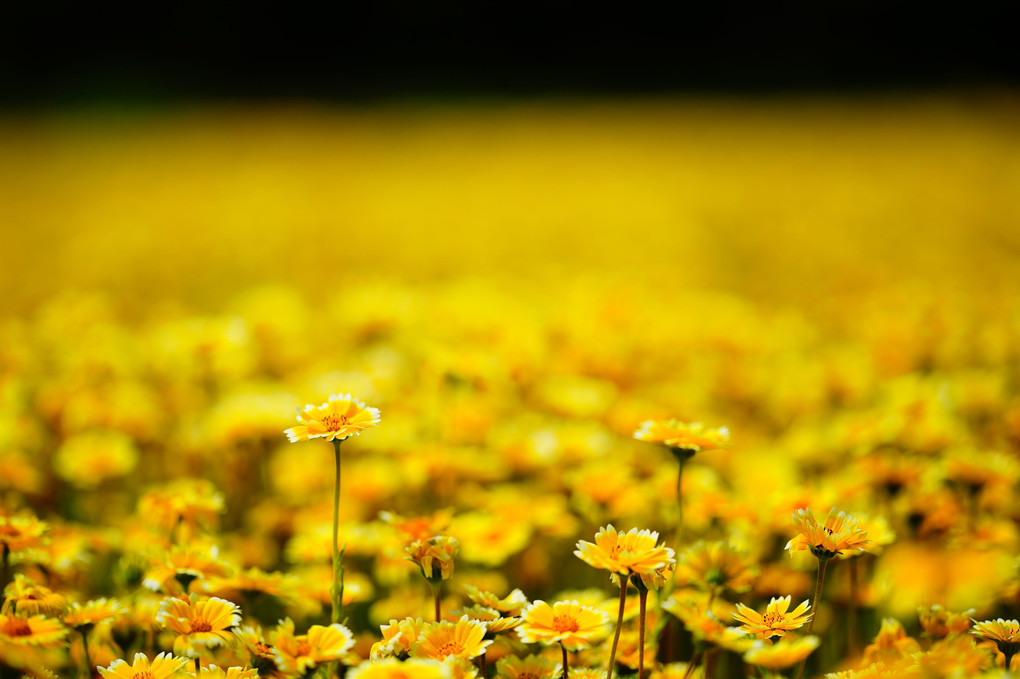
[272,618,355,674]
[462,587,529,616]
[284,392,381,443]
[63,598,127,630]
[2,575,68,617]
[676,541,758,594]
[786,508,870,560]
[517,601,610,651]
[917,605,974,639]
[0,613,68,646]
[0,512,48,554]
[971,618,1020,669]
[574,525,674,577]
[743,636,821,670]
[155,595,240,658]
[633,420,730,457]
[406,536,460,583]
[410,616,492,661]
[98,652,190,679]
[733,596,812,640]
[348,658,450,679]
[197,666,261,679]
[495,654,562,679]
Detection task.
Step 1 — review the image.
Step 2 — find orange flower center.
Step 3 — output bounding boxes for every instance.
[191,619,213,633]
[132,673,154,679]
[552,615,580,633]
[438,641,465,656]
[2,617,32,636]
[296,640,312,656]
[321,414,351,431]
[762,612,785,628]
[255,642,274,657]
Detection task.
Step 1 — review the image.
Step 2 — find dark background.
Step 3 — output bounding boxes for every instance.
[2,3,1018,106]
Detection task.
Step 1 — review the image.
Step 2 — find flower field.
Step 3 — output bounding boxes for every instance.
[1,97,1019,678]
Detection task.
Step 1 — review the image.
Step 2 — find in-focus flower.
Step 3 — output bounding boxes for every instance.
[743,636,821,670]
[633,420,730,457]
[574,525,674,577]
[733,596,812,640]
[462,587,529,616]
[410,616,491,661]
[971,618,1020,667]
[406,536,460,583]
[272,618,355,674]
[98,652,190,679]
[155,595,240,657]
[443,605,523,635]
[284,392,381,443]
[372,617,427,659]
[517,601,609,651]
[786,508,870,560]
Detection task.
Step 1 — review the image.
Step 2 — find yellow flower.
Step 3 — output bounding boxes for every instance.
[676,541,758,594]
[516,600,609,651]
[574,525,674,577]
[98,652,190,679]
[443,605,523,635]
[0,512,48,554]
[272,618,355,674]
[786,508,870,560]
[63,598,126,629]
[971,618,1020,665]
[2,575,68,617]
[348,658,451,679]
[861,618,920,666]
[633,420,730,457]
[143,544,232,594]
[138,479,225,537]
[372,617,428,659]
[495,653,562,679]
[284,392,381,443]
[410,616,492,660]
[53,429,139,488]
[917,605,974,638]
[155,595,240,657]
[743,636,821,670]
[198,666,261,679]
[406,536,460,583]
[0,613,68,646]
[733,596,812,640]
[462,586,529,616]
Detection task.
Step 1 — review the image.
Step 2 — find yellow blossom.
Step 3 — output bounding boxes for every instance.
[410,616,491,661]
[517,601,609,651]
[733,596,812,640]
[743,636,821,670]
[98,652,190,679]
[574,525,674,577]
[786,508,870,560]
[284,392,381,443]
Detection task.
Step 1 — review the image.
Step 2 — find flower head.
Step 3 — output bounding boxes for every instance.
[410,616,491,661]
[155,595,240,657]
[574,525,675,578]
[633,420,730,457]
[917,605,974,638]
[971,618,1020,660]
[786,508,870,560]
[406,536,460,583]
[676,541,758,594]
[0,613,68,647]
[98,652,190,679]
[63,598,126,630]
[273,618,355,674]
[285,392,381,443]
[495,654,562,679]
[743,636,821,670]
[348,658,451,679]
[0,512,48,554]
[733,596,811,640]
[517,600,609,651]
[2,575,68,617]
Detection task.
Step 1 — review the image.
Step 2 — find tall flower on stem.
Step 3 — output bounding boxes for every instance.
[971,619,1020,671]
[575,525,675,679]
[406,535,460,621]
[284,392,380,626]
[786,508,869,679]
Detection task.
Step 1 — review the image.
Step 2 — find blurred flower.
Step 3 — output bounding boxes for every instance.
[272,618,355,674]
[461,586,528,616]
[410,616,491,660]
[284,392,380,443]
[406,536,460,583]
[98,652,190,679]
[63,598,126,630]
[0,612,68,646]
[787,508,870,560]
[197,666,261,679]
[138,479,224,538]
[633,420,729,458]
[743,636,820,670]
[349,658,450,679]
[0,512,47,553]
[917,605,973,638]
[54,430,139,488]
[2,574,68,617]
[143,544,232,594]
[517,600,609,650]
[733,596,811,640]
[861,618,921,666]
[676,541,758,594]
[495,653,562,679]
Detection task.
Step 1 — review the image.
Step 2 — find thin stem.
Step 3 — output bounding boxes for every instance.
[480,650,488,679]
[561,642,570,679]
[848,557,859,655]
[433,582,442,622]
[638,589,648,679]
[331,439,343,625]
[194,657,201,676]
[607,574,629,679]
[674,456,686,553]
[1004,650,1013,673]
[681,650,702,679]
[81,631,93,679]
[797,556,830,679]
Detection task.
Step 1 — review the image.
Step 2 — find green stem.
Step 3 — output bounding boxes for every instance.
[607,574,629,679]
[638,589,648,679]
[331,439,343,625]
[194,657,201,676]
[433,582,442,622]
[561,642,569,679]
[682,649,702,679]
[797,556,830,679]
[81,631,92,679]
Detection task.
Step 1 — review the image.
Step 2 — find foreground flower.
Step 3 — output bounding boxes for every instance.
[98,652,190,679]
[155,595,240,657]
[517,601,609,650]
[284,392,381,443]
[633,420,730,457]
[0,613,68,646]
[495,654,562,679]
[197,667,260,679]
[274,618,355,674]
[410,616,491,661]
[744,636,821,670]
[574,525,674,577]
[971,618,1020,670]
[349,658,451,679]
[786,509,870,560]
[733,596,812,640]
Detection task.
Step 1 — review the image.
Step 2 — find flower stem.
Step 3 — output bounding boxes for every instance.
[607,574,629,679]
[561,642,570,679]
[1004,650,1013,673]
[81,631,92,679]
[797,555,830,679]
[194,657,201,676]
[848,556,859,655]
[432,582,442,622]
[638,589,648,679]
[675,456,686,552]
[331,439,343,625]
[681,649,702,679]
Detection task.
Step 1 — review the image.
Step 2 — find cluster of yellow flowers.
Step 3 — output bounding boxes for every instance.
[1,101,1020,678]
